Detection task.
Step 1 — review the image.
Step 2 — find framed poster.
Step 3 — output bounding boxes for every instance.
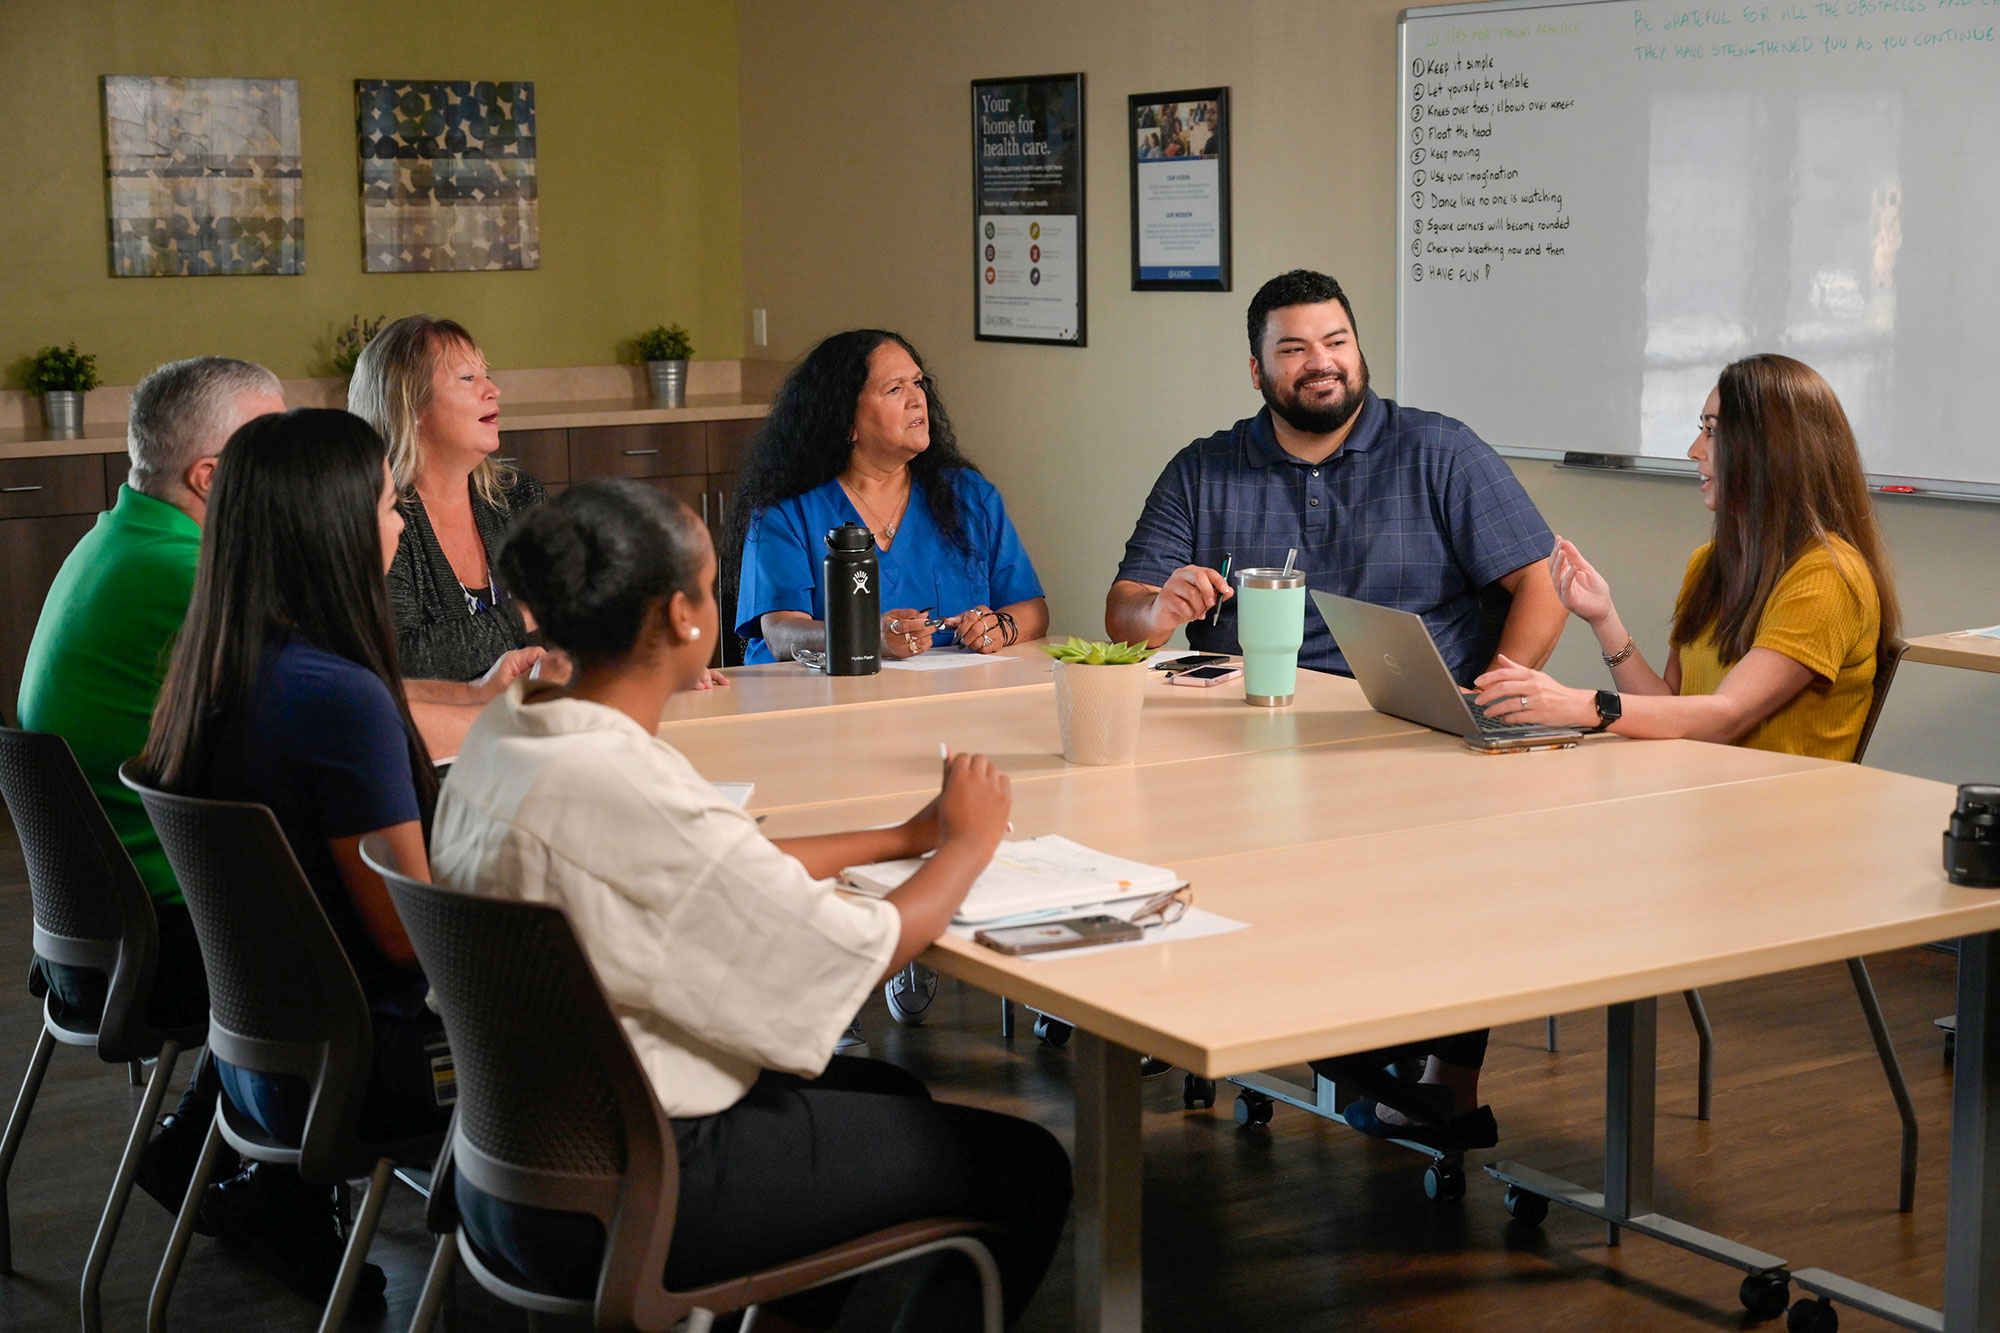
[972,73,1085,346]
[1129,87,1230,291]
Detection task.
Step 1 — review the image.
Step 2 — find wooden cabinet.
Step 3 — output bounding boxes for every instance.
[498,416,764,666]
[1,455,113,719]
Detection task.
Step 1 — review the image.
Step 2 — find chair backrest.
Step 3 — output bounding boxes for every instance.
[365,838,678,1329]
[1853,635,1909,765]
[0,726,167,1059]
[121,761,377,1180]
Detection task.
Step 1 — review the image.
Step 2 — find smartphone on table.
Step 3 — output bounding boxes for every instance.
[975,915,1145,955]
[1151,653,1231,672]
[1167,664,1244,687]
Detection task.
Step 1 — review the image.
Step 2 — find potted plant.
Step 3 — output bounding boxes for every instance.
[25,343,102,434]
[328,314,387,381]
[635,323,694,407]
[1043,638,1153,765]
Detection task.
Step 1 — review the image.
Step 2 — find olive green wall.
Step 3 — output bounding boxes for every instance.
[0,0,744,384]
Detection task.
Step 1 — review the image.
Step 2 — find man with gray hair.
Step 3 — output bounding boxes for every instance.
[22,356,283,948]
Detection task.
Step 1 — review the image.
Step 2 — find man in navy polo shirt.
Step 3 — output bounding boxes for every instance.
[1106,268,1566,685]
[1104,269,1568,1151]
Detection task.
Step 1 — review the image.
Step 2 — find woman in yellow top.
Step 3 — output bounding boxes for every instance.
[1472,353,1899,757]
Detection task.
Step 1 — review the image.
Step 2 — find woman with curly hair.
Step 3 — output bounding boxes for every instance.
[729,330,1049,666]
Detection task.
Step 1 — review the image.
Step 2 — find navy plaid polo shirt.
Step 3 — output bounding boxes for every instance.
[1115,391,1553,682]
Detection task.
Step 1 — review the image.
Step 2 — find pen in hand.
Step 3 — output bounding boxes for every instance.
[941,742,1014,833]
[1209,552,1234,626]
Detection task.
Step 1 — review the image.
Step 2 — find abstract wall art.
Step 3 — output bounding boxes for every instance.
[102,75,305,277]
[356,79,539,273]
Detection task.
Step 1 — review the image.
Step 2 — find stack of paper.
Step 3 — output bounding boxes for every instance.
[841,834,1180,924]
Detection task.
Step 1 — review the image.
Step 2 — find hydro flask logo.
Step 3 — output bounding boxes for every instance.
[851,570,871,595]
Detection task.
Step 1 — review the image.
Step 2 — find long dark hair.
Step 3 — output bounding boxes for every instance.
[141,408,439,817]
[723,330,981,618]
[1672,354,1900,668]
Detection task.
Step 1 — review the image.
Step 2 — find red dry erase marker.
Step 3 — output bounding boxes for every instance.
[1879,485,1917,494]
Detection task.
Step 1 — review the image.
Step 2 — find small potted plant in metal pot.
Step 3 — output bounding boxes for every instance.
[635,323,694,407]
[1042,637,1153,765]
[25,343,102,434]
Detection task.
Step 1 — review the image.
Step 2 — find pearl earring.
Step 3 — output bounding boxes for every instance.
[689,626,702,639]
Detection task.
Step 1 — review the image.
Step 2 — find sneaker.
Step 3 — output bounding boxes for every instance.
[199,1163,387,1312]
[883,963,938,1025]
[834,1019,870,1058]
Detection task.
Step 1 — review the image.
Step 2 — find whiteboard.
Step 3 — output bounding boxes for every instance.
[1396,0,2000,494]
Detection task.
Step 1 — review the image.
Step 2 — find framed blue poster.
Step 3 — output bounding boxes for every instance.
[1129,87,1231,292]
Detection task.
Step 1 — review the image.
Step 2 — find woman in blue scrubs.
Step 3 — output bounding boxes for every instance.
[730,330,1048,666]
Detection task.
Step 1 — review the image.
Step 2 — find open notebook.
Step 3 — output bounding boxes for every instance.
[841,834,1180,925]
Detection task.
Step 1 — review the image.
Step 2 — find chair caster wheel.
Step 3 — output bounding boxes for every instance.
[1183,1074,1216,1109]
[1424,1159,1466,1202]
[1234,1090,1274,1127]
[1503,1184,1549,1225]
[1032,1015,1071,1047]
[1786,1296,1838,1333]
[1738,1270,1792,1318]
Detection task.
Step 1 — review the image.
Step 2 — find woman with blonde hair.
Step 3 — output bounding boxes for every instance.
[349,314,549,684]
[1473,353,1900,757]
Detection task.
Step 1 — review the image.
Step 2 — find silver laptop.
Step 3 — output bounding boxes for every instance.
[1310,590,1583,752]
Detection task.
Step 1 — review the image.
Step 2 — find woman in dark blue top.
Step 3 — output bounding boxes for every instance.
[139,408,450,1302]
[729,330,1049,665]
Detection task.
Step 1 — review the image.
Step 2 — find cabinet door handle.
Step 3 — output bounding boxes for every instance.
[714,489,726,527]
[0,484,44,494]
[496,456,518,466]
[700,490,708,525]
[621,448,660,457]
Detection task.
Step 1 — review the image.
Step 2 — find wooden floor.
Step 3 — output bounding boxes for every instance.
[0,809,1964,1332]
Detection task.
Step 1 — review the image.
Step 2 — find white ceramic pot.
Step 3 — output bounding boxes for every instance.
[1051,659,1149,765]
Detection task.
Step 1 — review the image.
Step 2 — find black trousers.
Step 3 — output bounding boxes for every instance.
[458,1056,1073,1331]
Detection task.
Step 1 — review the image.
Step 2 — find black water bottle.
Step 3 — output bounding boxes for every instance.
[823,523,881,676]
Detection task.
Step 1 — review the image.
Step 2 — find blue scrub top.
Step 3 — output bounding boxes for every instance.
[736,471,1044,664]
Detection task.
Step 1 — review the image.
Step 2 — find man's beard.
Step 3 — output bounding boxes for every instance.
[1261,354,1370,435]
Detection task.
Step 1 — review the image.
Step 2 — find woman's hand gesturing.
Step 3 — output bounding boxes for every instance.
[1550,537,1615,628]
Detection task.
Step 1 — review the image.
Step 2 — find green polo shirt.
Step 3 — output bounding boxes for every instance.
[18,484,200,905]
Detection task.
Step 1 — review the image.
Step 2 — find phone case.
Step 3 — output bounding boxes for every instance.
[1169,666,1244,687]
[975,915,1146,955]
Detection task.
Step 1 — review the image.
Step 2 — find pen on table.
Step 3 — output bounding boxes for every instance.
[1209,552,1233,626]
[941,742,1014,832]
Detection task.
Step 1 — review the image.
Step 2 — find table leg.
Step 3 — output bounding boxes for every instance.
[1945,931,2000,1330]
[1073,1030,1142,1333]
[1603,998,1658,1247]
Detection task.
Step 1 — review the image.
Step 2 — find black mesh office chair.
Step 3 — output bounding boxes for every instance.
[361,836,1004,1333]
[0,726,209,1330]
[122,765,440,1333]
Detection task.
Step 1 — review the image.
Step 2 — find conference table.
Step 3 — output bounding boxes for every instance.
[659,644,2000,1333]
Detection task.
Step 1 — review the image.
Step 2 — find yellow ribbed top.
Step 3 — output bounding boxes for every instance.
[1674,537,1880,762]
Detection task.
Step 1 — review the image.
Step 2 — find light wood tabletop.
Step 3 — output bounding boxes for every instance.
[666,660,1413,810]
[659,641,1059,722]
[1904,630,2000,675]
[681,652,1998,1333]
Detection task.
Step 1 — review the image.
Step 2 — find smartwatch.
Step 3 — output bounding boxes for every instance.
[1589,689,1622,733]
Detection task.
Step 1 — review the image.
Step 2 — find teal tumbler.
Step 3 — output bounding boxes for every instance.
[1232,568,1306,706]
